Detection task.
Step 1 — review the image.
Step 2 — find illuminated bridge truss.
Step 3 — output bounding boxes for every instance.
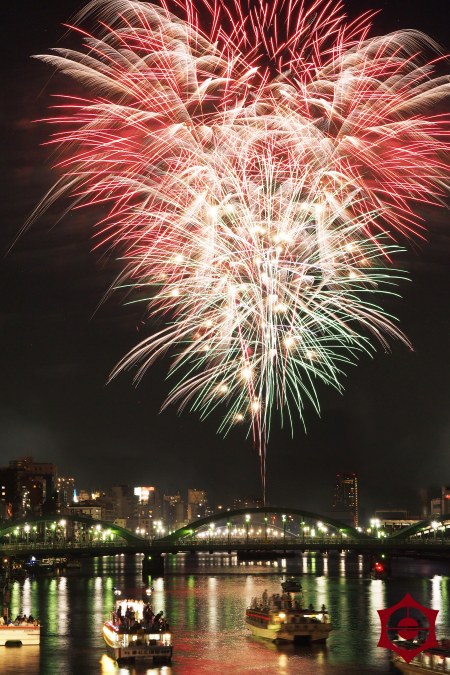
[160,507,369,544]
[0,514,146,547]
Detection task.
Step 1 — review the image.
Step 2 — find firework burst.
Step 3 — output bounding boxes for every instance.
[33,0,450,496]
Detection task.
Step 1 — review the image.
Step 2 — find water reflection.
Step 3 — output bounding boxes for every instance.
[0,555,448,675]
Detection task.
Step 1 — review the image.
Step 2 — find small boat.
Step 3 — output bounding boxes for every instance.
[370,561,388,580]
[103,598,173,664]
[0,623,40,647]
[246,591,332,644]
[281,577,302,593]
[392,640,450,673]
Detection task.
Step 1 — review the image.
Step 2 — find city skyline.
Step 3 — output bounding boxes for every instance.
[1,0,449,514]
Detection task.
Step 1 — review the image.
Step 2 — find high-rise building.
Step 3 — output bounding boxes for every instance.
[332,472,359,527]
[56,477,75,511]
[0,456,57,519]
[162,493,186,529]
[134,486,161,520]
[110,485,135,519]
[187,489,207,521]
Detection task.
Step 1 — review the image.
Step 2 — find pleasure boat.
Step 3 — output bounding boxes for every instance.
[246,590,332,643]
[0,621,40,647]
[103,598,173,663]
[393,641,450,673]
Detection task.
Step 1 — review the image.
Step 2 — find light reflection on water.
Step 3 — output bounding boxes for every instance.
[0,553,448,674]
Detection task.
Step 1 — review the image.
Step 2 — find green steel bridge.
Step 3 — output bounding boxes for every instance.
[1,508,449,575]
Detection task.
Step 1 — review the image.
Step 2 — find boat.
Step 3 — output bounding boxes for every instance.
[0,576,40,647]
[393,641,450,673]
[281,577,302,593]
[370,561,388,580]
[0,622,40,647]
[103,598,173,664]
[245,590,332,644]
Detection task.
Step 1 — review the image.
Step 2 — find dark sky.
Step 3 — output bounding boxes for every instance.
[1,0,449,517]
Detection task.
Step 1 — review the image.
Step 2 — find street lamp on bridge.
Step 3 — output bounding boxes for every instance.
[245,514,250,543]
[282,514,286,544]
[431,521,439,542]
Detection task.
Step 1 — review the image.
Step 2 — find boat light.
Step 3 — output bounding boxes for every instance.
[278,612,286,619]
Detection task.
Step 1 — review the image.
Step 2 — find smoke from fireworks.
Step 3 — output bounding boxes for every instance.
[34,0,450,495]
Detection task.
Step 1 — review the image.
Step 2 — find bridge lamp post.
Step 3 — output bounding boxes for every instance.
[32,526,37,543]
[51,522,57,544]
[264,516,268,542]
[24,524,30,543]
[303,526,309,542]
[282,515,286,544]
[59,520,66,543]
[227,521,231,545]
[370,519,380,537]
[431,521,439,542]
[245,514,250,543]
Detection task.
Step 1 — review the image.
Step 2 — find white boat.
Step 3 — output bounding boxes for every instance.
[393,641,450,673]
[0,623,40,647]
[246,591,332,644]
[103,598,173,664]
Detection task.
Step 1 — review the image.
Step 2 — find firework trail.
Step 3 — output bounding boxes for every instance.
[34,0,450,498]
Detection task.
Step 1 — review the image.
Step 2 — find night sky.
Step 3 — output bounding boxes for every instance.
[1,0,449,517]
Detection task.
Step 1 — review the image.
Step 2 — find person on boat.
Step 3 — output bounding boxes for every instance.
[308,603,314,612]
[143,603,154,626]
[262,589,268,606]
[0,616,4,625]
[153,611,164,630]
[321,604,327,613]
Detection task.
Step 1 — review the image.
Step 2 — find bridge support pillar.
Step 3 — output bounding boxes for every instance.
[142,552,165,577]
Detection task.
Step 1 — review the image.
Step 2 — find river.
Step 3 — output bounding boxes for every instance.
[0,553,449,674]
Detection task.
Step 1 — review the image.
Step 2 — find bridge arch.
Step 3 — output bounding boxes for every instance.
[389,514,450,540]
[161,506,369,542]
[0,514,146,544]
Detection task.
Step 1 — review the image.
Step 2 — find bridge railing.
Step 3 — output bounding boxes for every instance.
[168,535,360,545]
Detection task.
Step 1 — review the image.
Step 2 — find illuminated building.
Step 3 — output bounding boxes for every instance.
[67,502,105,520]
[134,485,161,523]
[187,489,207,521]
[56,477,75,511]
[162,494,186,529]
[0,456,56,518]
[430,486,450,517]
[332,472,359,527]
